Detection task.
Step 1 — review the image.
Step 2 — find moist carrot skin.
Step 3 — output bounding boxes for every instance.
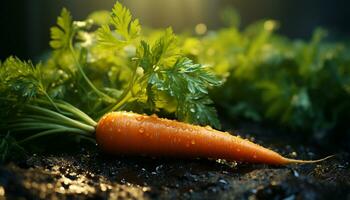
[96,111,326,165]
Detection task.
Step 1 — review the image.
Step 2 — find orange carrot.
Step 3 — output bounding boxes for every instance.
[96,111,332,165]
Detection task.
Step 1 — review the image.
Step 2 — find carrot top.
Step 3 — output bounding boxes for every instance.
[0,2,221,161]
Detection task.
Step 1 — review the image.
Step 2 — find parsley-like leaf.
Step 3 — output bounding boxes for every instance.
[151,28,180,67]
[50,8,73,50]
[177,95,221,129]
[96,1,140,48]
[136,36,222,128]
[111,2,141,40]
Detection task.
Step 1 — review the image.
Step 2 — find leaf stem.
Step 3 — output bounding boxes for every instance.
[108,69,139,112]
[25,105,95,133]
[68,43,115,103]
[18,128,90,144]
[35,99,97,127]
[110,91,133,112]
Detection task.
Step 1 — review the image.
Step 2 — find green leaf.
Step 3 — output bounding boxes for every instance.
[96,1,141,48]
[111,1,141,41]
[177,95,221,129]
[96,25,124,48]
[0,57,44,101]
[137,28,180,72]
[137,55,222,128]
[151,28,180,67]
[50,8,73,50]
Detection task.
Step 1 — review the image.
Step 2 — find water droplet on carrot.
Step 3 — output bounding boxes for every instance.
[139,128,145,134]
[253,155,257,159]
[117,128,121,133]
[136,116,143,121]
[236,148,241,152]
[191,140,196,145]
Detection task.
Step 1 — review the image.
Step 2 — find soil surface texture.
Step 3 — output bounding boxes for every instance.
[0,124,349,200]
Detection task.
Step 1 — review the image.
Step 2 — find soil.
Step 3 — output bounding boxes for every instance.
[0,123,349,200]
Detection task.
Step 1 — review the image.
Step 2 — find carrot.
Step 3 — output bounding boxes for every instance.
[96,111,332,165]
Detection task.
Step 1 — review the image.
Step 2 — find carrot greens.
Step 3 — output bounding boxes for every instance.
[1,1,349,161]
[0,2,221,161]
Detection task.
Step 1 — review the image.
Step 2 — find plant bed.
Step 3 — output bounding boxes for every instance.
[1,125,349,200]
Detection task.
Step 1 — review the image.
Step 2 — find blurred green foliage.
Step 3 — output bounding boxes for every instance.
[178,9,350,138]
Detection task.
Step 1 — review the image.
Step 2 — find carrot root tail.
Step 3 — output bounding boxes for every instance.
[285,155,335,164]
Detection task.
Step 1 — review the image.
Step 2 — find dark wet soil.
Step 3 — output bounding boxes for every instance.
[1,124,349,200]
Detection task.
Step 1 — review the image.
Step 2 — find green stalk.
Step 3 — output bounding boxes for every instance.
[35,99,97,127]
[18,128,90,144]
[68,43,115,103]
[108,69,139,112]
[25,105,95,133]
[8,117,85,133]
[14,115,64,124]
[55,100,97,126]
[42,90,62,113]
[110,91,133,112]
[9,123,85,132]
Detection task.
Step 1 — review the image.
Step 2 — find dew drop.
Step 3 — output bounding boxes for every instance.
[139,128,145,134]
[190,108,195,113]
[191,140,196,145]
[236,148,241,152]
[136,116,143,121]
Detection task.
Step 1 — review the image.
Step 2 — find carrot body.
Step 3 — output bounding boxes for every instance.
[96,112,331,165]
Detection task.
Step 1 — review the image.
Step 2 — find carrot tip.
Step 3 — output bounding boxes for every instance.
[285,155,335,164]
